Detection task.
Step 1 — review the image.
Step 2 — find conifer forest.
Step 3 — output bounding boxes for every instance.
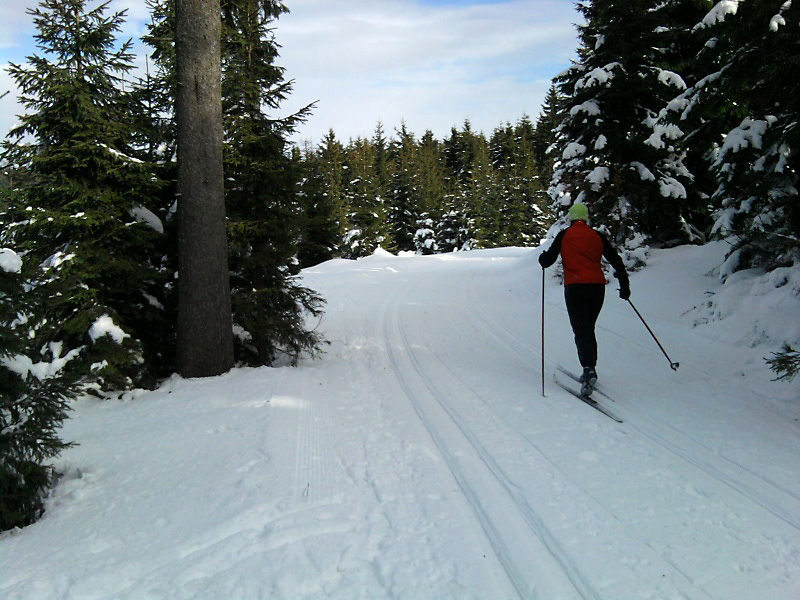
[1,0,798,531]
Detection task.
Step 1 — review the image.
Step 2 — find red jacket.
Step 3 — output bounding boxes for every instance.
[539,221,629,288]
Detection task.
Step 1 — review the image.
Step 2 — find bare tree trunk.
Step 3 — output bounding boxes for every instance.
[175,0,234,377]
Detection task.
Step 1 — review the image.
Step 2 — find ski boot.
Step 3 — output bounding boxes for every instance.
[579,367,597,397]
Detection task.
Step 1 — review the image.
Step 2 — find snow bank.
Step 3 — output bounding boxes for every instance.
[690,257,800,352]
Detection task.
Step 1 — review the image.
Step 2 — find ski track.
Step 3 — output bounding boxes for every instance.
[383,287,591,599]
[460,259,800,536]
[403,317,718,599]
[383,269,726,600]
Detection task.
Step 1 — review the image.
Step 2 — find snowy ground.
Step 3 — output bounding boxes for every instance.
[2,242,799,600]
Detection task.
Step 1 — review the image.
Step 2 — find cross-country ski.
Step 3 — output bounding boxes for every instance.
[552,373,623,424]
[556,365,616,403]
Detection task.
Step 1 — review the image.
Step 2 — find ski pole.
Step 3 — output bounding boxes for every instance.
[541,268,546,396]
[627,299,680,371]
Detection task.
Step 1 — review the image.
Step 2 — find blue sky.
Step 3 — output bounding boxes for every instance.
[0,0,581,145]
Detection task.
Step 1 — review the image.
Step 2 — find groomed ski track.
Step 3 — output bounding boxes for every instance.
[3,246,798,600]
[311,247,800,599]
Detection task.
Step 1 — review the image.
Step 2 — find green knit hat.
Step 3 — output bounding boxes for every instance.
[568,203,589,222]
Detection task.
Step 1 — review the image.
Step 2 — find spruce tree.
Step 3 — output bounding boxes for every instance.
[343,137,390,257]
[388,123,421,252]
[703,0,799,271]
[417,130,448,220]
[467,129,501,247]
[644,0,717,245]
[490,118,549,246]
[296,142,340,267]
[301,129,350,257]
[413,213,438,255]
[533,84,563,184]
[2,0,168,391]
[371,122,391,210]
[695,1,799,380]
[490,123,520,245]
[441,122,495,248]
[550,0,695,251]
[0,247,80,531]
[220,0,324,366]
[435,205,475,253]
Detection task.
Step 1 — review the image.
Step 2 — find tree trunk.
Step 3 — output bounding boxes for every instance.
[175,0,234,377]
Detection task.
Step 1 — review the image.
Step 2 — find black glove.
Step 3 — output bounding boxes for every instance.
[619,285,630,300]
[538,254,547,268]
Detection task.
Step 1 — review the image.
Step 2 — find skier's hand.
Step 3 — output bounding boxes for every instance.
[619,285,630,300]
[538,254,547,268]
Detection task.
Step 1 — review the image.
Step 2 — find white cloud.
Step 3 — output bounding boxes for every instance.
[1,0,580,146]
[278,0,579,142]
[0,4,36,50]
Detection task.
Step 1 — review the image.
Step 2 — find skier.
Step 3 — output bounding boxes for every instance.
[538,203,630,396]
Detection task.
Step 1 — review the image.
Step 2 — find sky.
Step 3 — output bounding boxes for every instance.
[0,0,582,146]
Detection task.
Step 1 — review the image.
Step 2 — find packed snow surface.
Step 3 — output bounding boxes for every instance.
[2,243,799,599]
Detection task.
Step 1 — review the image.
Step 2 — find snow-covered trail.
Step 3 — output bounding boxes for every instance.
[330,247,800,599]
[2,246,799,599]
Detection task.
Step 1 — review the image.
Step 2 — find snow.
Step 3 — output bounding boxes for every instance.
[716,117,770,163]
[593,134,607,150]
[585,166,609,190]
[0,248,22,273]
[88,314,130,344]
[130,205,165,234]
[696,1,740,30]
[770,13,786,31]
[575,63,620,91]
[630,161,655,182]
[569,100,601,117]
[658,176,687,199]
[2,243,800,599]
[770,1,791,31]
[646,122,684,149]
[2,343,82,381]
[656,69,687,90]
[562,141,587,159]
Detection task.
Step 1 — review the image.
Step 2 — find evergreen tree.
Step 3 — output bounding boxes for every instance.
[388,123,421,252]
[702,1,799,271]
[314,130,350,255]
[413,213,438,255]
[435,204,476,252]
[444,120,478,185]
[2,0,168,390]
[691,1,799,380]
[296,142,340,267]
[0,247,81,531]
[490,123,520,244]
[533,84,563,183]
[466,128,501,247]
[221,0,324,366]
[371,122,391,206]
[489,118,550,246]
[417,130,448,219]
[643,0,717,245]
[550,0,696,251]
[343,137,389,257]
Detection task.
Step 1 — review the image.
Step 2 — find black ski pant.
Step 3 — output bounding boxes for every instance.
[564,284,605,369]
